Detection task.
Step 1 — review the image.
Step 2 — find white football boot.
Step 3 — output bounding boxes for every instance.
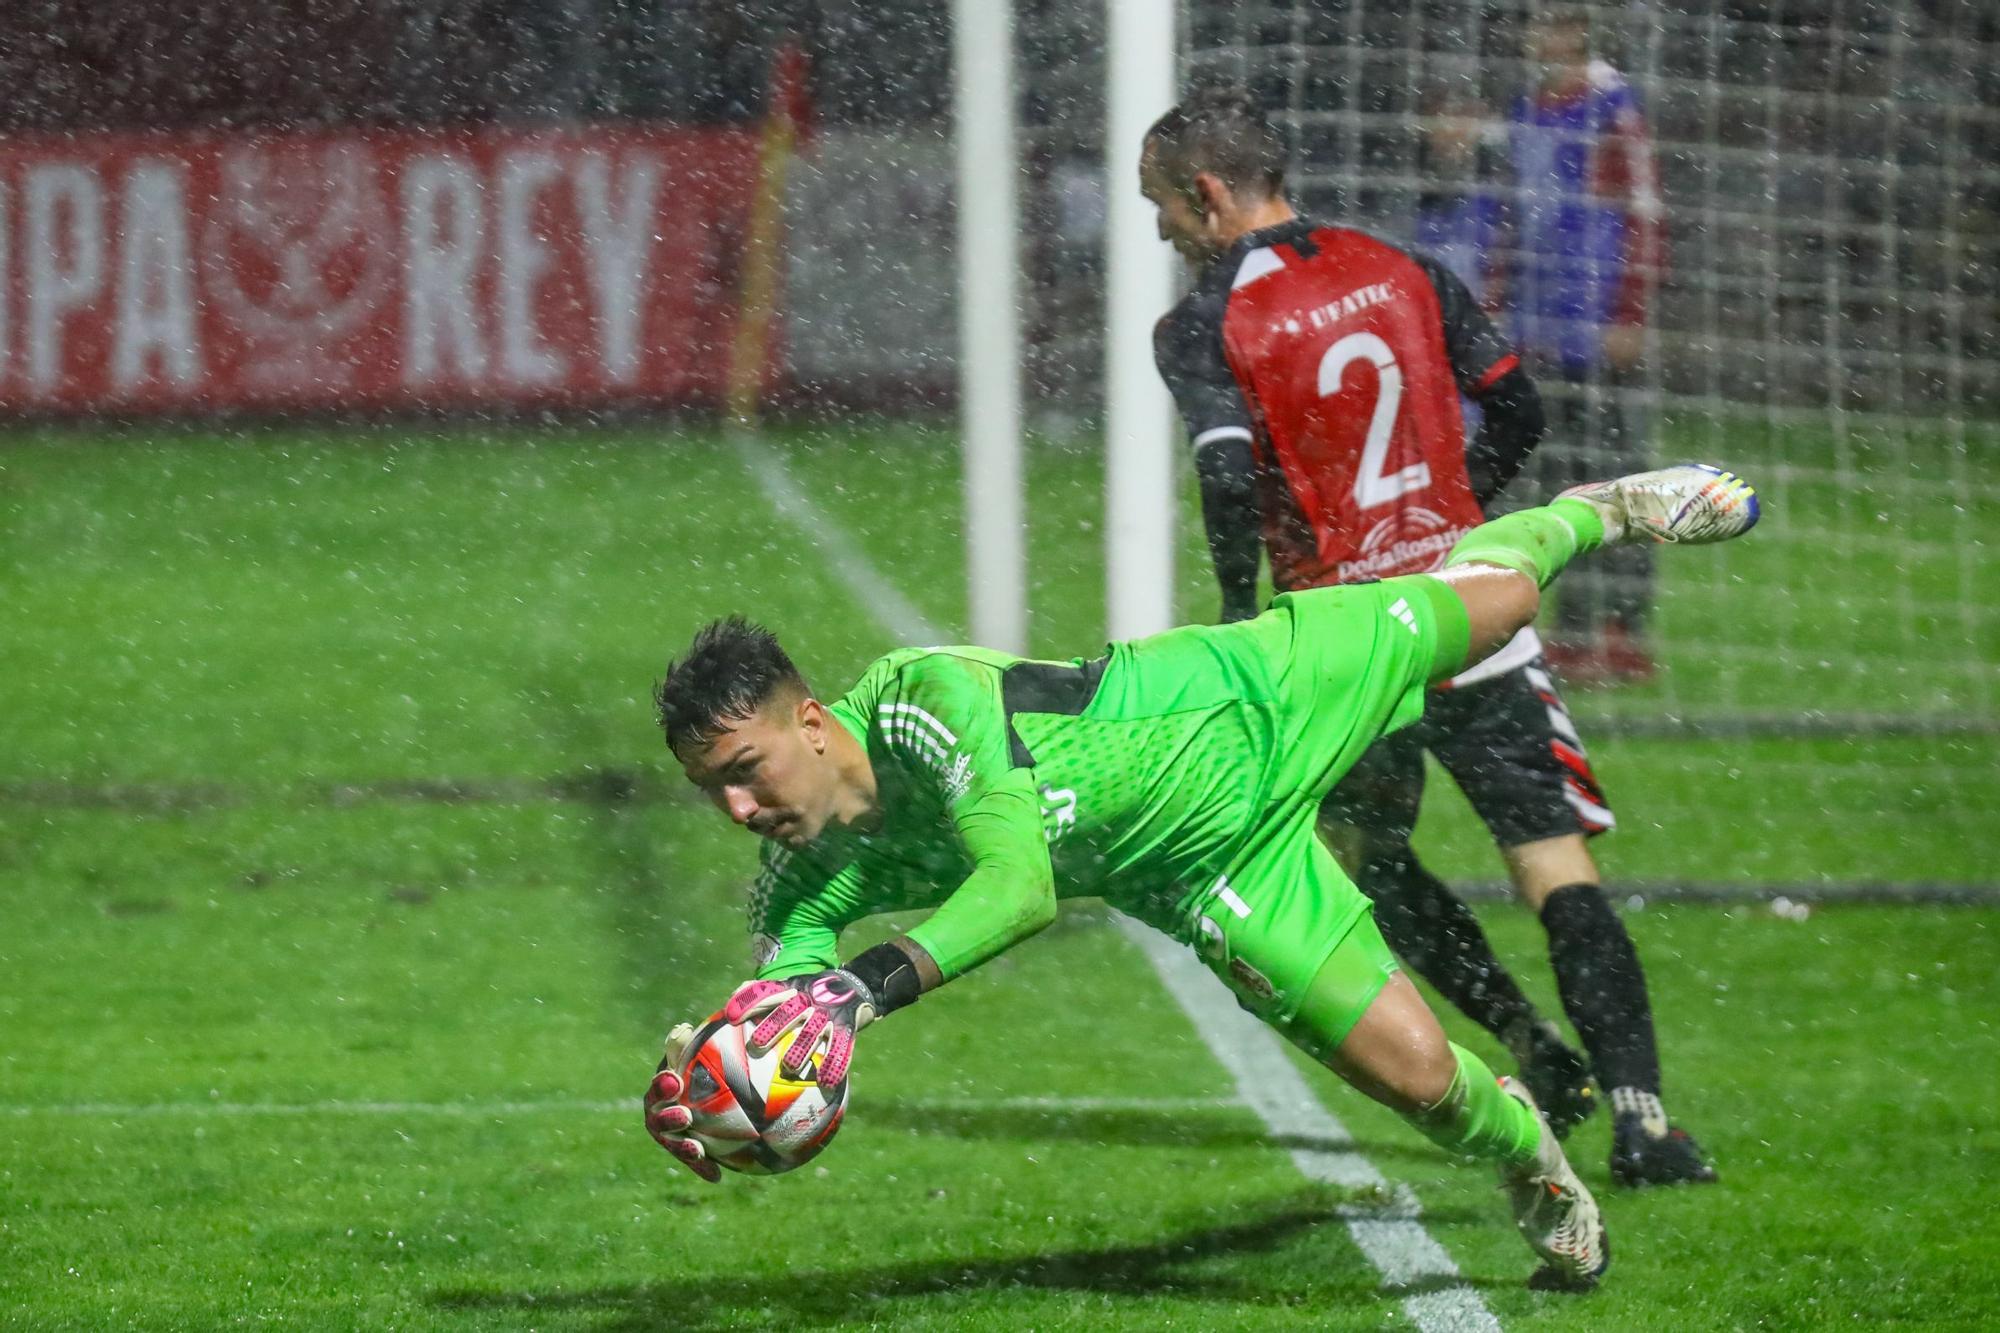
[1559,464,1760,546]
[1497,1075,1611,1291]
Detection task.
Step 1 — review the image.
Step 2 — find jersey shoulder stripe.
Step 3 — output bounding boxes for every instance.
[883,718,947,765]
[1232,245,1288,290]
[866,654,1008,804]
[878,700,959,747]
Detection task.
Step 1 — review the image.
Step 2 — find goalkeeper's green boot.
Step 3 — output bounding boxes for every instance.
[1560,464,1761,546]
[1497,1076,1611,1291]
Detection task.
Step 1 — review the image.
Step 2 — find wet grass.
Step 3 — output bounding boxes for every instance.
[1,422,1996,1327]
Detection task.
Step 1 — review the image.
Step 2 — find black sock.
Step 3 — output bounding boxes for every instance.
[1362,849,1541,1040]
[1540,883,1661,1095]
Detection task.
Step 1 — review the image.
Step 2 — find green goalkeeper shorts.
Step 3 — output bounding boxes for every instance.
[1180,574,1466,1042]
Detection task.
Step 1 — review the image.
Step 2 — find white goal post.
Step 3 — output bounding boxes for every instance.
[1103,0,1183,642]
[955,0,1029,654]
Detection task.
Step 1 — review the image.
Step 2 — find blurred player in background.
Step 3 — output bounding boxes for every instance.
[1415,95,1506,305]
[1504,4,1669,683]
[645,466,1760,1288]
[1415,94,1508,459]
[1145,86,1714,1185]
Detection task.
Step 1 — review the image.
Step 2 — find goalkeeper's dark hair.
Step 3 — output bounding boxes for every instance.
[656,616,810,751]
[1144,85,1288,202]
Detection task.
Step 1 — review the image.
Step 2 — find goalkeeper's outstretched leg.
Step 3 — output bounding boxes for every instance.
[1425,464,1760,681]
[1292,464,1757,1257]
[1275,918,1610,1291]
[1251,465,1756,1268]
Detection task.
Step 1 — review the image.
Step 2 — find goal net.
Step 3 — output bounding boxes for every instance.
[1178,0,1997,743]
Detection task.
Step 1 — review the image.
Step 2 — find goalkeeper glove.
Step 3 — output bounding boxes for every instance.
[724,970,878,1089]
[643,1022,720,1183]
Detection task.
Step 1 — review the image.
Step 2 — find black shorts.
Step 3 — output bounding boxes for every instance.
[1320,657,1613,849]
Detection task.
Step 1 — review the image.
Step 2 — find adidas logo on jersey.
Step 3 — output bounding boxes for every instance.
[1388,597,1420,635]
[941,751,975,804]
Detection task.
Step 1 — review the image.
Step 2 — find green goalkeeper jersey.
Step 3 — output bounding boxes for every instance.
[750,632,1262,981]
[746,580,1446,987]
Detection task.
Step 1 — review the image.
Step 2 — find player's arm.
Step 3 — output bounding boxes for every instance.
[761,654,1059,997]
[892,656,1059,978]
[1465,367,1544,506]
[1194,438,1262,624]
[1414,250,1546,506]
[1154,303,1263,622]
[744,774,1050,1023]
[718,659,1056,1075]
[902,777,1054,980]
[749,782,1051,993]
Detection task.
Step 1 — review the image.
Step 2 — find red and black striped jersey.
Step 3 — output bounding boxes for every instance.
[1155,218,1520,591]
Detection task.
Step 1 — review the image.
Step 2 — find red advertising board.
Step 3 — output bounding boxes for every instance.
[0,123,769,412]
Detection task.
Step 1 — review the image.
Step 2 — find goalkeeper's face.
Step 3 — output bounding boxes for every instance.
[674,695,847,848]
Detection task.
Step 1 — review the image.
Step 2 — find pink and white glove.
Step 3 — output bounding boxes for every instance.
[724,970,879,1089]
[643,1023,720,1183]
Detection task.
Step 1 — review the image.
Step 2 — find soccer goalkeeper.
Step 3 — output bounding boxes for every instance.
[645,468,1759,1290]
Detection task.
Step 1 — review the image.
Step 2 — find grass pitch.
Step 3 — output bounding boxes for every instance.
[2,424,1997,1329]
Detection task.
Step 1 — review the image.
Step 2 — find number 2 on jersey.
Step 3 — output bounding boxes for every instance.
[1318,331,1429,509]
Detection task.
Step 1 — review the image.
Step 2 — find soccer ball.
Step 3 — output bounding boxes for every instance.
[675,1010,848,1175]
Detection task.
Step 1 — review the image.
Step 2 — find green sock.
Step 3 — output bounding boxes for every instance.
[1443,499,1607,589]
[1407,1043,1543,1169]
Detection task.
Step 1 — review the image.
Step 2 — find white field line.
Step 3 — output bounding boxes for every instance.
[1118,921,1501,1332]
[734,434,1500,1331]
[2,1094,1238,1120]
[729,427,939,647]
